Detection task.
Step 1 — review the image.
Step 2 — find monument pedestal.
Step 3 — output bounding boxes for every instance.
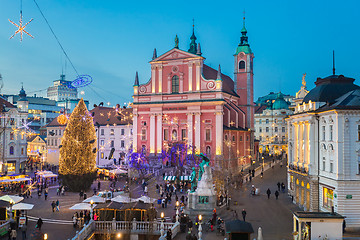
[185,165,216,219]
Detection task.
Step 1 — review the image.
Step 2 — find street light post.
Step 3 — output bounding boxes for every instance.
[9,200,14,220]
[198,215,202,240]
[175,201,179,223]
[160,212,165,237]
[90,200,94,220]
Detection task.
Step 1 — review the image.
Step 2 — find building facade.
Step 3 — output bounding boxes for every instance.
[132,23,254,170]
[27,135,46,167]
[47,74,78,101]
[255,92,292,155]
[92,106,133,166]
[287,73,360,228]
[46,106,133,166]
[0,97,28,173]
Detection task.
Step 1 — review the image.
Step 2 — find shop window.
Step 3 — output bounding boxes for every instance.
[323,187,334,209]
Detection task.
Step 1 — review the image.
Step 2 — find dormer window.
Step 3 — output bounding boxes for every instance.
[172,75,179,93]
[239,60,245,70]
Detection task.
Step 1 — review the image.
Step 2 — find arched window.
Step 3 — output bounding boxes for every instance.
[9,146,14,155]
[239,60,245,70]
[172,75,179,93]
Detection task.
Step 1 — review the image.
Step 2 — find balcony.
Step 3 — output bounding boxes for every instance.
[288,163,308,174]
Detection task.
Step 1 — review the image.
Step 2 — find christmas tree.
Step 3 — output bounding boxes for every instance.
[59,98,97,191]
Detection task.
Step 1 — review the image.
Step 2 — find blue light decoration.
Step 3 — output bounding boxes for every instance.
[127,147,149,176]
[69,74,93,88]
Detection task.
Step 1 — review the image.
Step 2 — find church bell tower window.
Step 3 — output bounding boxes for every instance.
[239,60,245,70]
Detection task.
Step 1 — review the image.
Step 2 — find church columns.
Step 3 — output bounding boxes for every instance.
[151,66,156,94]
[157,114,162,153]
[195,113,201,154]
[187,113,193,151]
[215,111,223,156]
[179,72,184,93]
[294,123,299,165]
[188,63,193,92]
[149,114,155,154]
[158,66,163,93]
[195,62,201,91]
[133,113,138,152]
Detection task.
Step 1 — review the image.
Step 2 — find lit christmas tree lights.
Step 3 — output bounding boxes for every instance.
[59,98,97,191]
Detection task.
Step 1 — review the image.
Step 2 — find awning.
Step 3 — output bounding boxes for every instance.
[163,176,176,181]
[42,174,58,178]
[12,203,34,210]
[179,176,191,181]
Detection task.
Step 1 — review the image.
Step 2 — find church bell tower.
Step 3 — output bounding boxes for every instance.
[234,16,254,129]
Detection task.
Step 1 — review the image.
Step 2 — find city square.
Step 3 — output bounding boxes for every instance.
[1,1,360,240]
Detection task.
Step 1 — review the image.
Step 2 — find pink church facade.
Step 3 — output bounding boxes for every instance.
[133,24,254,169]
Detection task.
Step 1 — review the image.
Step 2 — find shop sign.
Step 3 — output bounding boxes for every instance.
[346,195,352,199]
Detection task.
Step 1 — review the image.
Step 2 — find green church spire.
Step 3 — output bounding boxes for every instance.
[188,19,197,54]
[235,15,252,54]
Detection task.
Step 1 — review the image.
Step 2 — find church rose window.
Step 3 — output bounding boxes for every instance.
[172,75,179,93]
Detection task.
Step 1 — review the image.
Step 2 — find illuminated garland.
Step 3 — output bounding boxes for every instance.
[59,98,97,175]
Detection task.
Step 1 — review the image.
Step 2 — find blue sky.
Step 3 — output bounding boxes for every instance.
[0,0,359,106]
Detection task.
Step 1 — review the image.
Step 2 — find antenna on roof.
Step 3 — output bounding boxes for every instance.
[332,50,335,75]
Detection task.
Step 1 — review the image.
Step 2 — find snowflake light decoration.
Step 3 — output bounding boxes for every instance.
[9,12,34,42]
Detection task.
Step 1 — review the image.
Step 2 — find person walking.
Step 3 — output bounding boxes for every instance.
[277,182,281,191]
[83,192,87,200]
[166,229,172,240]
[275,190,279,200]
[187,219,193,234]
[144,185,148,195]
[266,188,271,199]
[51,201,56,212]
[55,199,60,212]
[21,223,27,240]
[241,209,247,221]
[10,228,16,240]
[79,190,84,200]
[281,182,286,192]
[73,215,77,228]
[36,218,43,230]
[44,189,48,200]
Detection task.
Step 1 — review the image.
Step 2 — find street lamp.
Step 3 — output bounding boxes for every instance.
[117,233,122,238]
[160,212,165,237]
[90,200,94,220]
[9,200,14,220]
[175,201,180,223]
[44,233,48,240]
[198,215,202,240]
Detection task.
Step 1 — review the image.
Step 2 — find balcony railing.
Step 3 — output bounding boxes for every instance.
[288,163,308,174]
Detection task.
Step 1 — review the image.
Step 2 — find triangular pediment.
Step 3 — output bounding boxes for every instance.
[151,48,204,62]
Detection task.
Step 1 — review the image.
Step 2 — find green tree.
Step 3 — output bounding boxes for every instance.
[59,98,97,191]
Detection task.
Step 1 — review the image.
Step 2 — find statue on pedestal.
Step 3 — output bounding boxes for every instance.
[190,167,197,193]
[198,153,210,181]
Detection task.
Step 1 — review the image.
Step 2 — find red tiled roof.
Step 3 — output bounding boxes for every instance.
[90,106,133,126]
[255,105,267,114]
[202,64,238,97]
[46,116,64,127]
[0,97,16,112]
